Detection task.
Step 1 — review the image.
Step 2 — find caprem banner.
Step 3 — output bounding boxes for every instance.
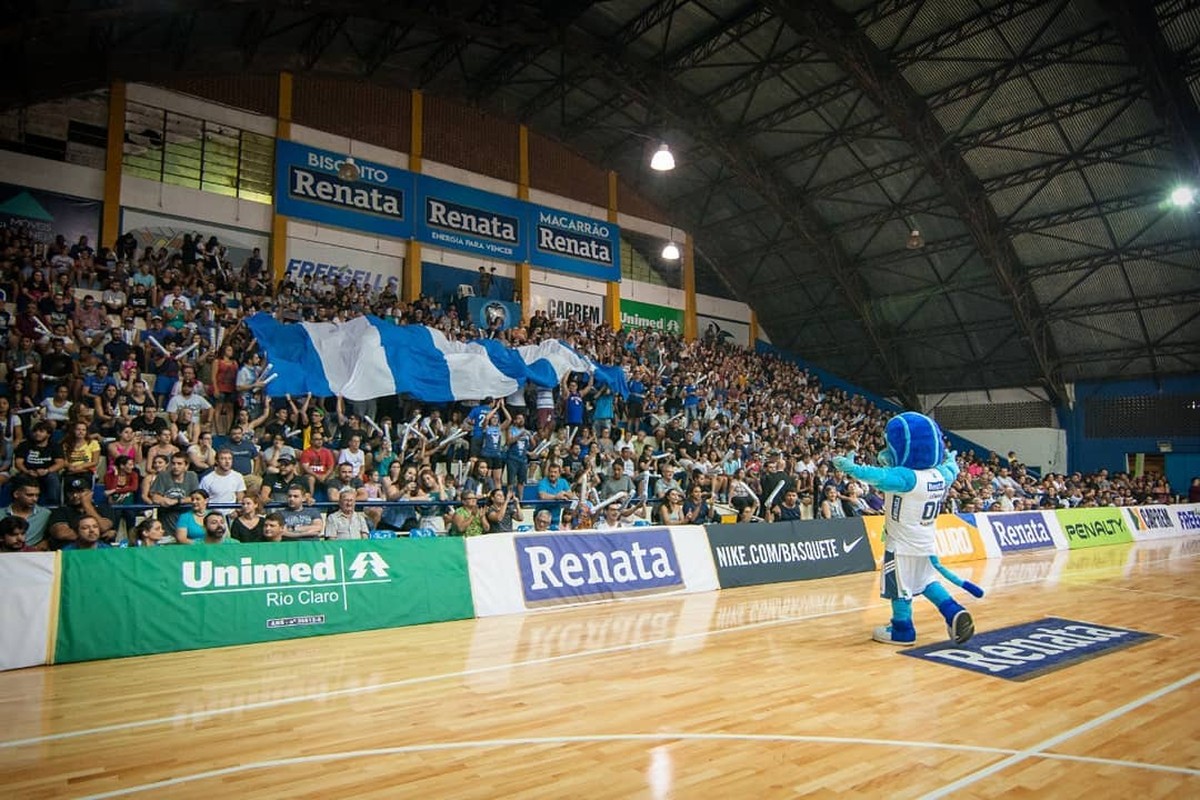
[275,140,621,281]
[0,181,100,248]
[122,208,269,275]
[529,281,605,325]
[620,298,683,334]
[54,539,475,662]
[285,238,403,293]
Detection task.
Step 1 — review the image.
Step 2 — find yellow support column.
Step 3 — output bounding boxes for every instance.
[271,72,293,284]
[101,81,126,249]
[749,309,760,346]
[683,234,697,341]
[403,90,424,303]
[516,125,532,322]
[605,171,621,331]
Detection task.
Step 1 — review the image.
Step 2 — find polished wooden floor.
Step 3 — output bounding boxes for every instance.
[2,539,1198,799]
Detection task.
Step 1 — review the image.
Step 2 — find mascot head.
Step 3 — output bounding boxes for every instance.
[878,411,946,470]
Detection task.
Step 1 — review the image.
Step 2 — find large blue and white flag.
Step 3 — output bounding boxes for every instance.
[245,313,626,402]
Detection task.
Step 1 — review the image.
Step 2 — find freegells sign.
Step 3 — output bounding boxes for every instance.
[285,238,402,293]
[274,141,621,281]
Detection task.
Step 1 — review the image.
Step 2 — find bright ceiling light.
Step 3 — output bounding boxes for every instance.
[1169,185,1195,208]
[649,143,675,172]
[661,241,680,260]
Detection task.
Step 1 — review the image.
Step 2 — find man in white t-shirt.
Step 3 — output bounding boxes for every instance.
[166,380,213,425]
[199,449,246,507]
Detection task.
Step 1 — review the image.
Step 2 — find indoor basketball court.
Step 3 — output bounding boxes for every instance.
[2,541,1196,798]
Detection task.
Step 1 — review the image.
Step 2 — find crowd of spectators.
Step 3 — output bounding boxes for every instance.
[0,225,1192,553]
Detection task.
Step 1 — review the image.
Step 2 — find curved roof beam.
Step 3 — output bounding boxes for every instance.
[549,30,921,407]
[764,0,1069,406]
[1097,0,1200,178]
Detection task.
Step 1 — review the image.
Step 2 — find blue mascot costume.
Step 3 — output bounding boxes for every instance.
[833,412,983,645]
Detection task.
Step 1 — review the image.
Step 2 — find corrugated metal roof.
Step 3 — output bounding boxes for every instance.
[9,0,1200,399]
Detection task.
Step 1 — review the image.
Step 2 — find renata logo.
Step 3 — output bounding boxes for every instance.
[535,225,613,265]
[901,617,1158,680]
[518,530,682,606]
[290,167,405,217]
[426,198,519,243]
[990,512,1054,552]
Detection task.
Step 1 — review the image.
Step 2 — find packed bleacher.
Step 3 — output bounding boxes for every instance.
[0,225,1192,553]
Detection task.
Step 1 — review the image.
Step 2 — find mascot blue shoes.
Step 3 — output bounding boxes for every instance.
[833,412,983,645]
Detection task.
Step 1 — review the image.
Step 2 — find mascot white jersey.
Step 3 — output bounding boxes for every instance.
[834,411,983,645]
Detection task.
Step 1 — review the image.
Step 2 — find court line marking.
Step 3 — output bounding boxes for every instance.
[1067,583,1200,603]
[921,670,1200,799]
[73,731,1200,800]
[2,550,1192,751]
[0,604,870,750]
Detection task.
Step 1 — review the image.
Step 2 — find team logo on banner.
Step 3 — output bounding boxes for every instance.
[1057,508,1134,549]
[1123,506,1176,540]
[900,617,1157,681]
[275,140,414,240]
[707,519,875,588]
[1175,506,1200,534]
[531,206,620,282]
[986,511,1056,552]
[416,174,526,260]
[516,530,682,607]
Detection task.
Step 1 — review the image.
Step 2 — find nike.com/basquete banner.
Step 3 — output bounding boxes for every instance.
[55,540,475,662]
[705,519,875,589]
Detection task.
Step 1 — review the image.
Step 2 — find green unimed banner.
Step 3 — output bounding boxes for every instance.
[1056,507,1134,550]
[55,539,475,663]
[620,298,683,334]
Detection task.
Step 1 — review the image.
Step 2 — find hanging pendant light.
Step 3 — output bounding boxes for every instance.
[338,156,360,182]
[661,240,680,260]
[649,143,676,172]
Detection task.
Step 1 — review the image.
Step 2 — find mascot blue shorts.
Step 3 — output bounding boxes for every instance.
[834,412,983,645]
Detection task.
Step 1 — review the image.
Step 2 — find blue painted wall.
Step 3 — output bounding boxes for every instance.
[1060,375,1200,492]
[421,262,516,309]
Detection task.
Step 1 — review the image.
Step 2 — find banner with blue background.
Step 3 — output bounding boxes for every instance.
[530,205,620,282]
[274,142,621,281]
[275,140,414,240]
[415,175,526,262]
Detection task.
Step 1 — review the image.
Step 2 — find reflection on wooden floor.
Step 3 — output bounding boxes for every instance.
[2,539,1198,799]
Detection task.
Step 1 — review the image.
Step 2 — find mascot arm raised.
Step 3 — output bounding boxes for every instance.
[831,453,915,494]
[935,448,961,484]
